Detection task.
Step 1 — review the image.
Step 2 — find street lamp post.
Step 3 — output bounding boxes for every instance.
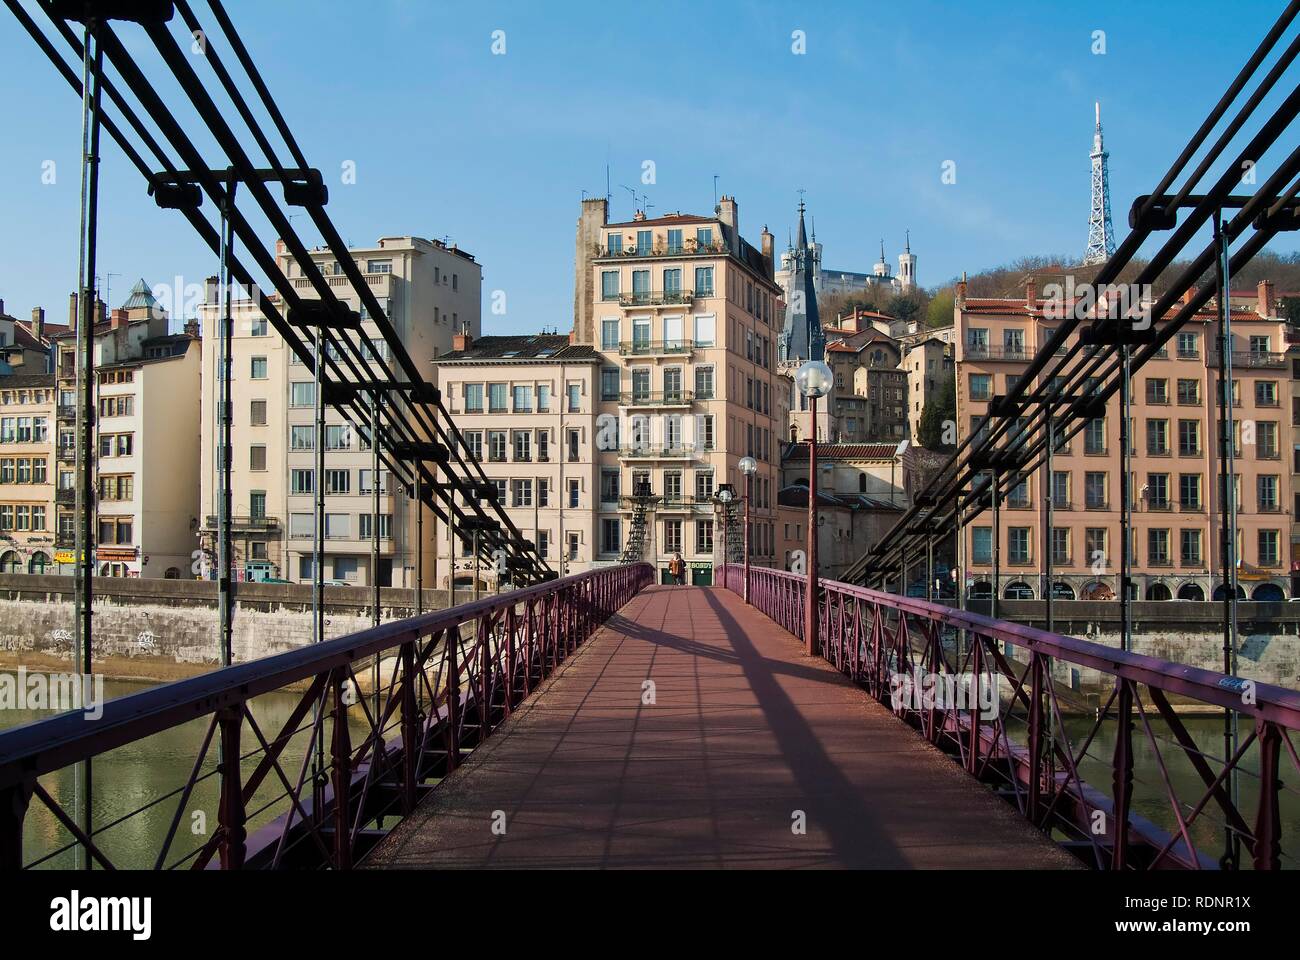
[715,484,736,588]
[796,360,833,657]
[739,456,757,604]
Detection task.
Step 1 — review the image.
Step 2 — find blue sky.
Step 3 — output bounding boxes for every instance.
[1,0,1297,334]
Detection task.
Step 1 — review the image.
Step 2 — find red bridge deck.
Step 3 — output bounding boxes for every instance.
[365,585,1077,869]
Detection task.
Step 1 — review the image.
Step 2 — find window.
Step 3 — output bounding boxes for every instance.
[325,425,350,450]
[325,469,350,494]
[250,400,267,426]
[1179,473,1202,510]
[488,431,506,462]
[324,514,350,539]
[601,367,620,401]
[694,266,714,296]
[1256,381,1279,406]
[1085,528,1107,565]
[366,259,392,274]
[1148,529,1171,565]
[601,518,621,554]
[488,383,507,413]
[567,383,581,412]
[537,431,550,463]
[1051,528,1070,565]
[695,365,714,399]
[1084,419,1106,454]
[601,318,619,350]
[696,227,713,247]
[695,471,714,501]
[511,479,533,507]
[600,469,620,503]
[290,382,315,407]
[291,469,313,494]
[512,385,533,413]
[1177,332,1199,358]
[601,271,620,301]
[1145,378,1168,404]
[694,314,716,347]
[1178,419,1201,456]
[667,228,683,254]
[663,519,683,553]
[1177,379,1201,405]
[1259,529,1280,566]
[1146,419,1170,455]
[1147,473,1170,509]
[1257,421,1279,459]
[538,477,550,507]
[1051,471,1070,508]
[1258,474,1280,511]
[1085,472,1107,509]
[464,431,483,462]
[463,383,484,413]
[696,520,713,554]
[969,374,992,401]
[250,357,268,379]
[359,469,388,494]
[568,478,580,508]
[513,431,531,462]
[606,233,623,255]
[1181,529,1202,565]
[971,527,992,565]
[663,268,682,295]
[250,445,267,471]
[1008,527,1031,564]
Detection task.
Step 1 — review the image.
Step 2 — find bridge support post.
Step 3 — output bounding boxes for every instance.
[399,637,418,814]
[331,672,353,869]
[445,627,461,770]
[0,780,33,870]
[1027,652,1044,826]
[1111,678,1134,870]
[1253,719,1282,870]
[217,706,246,869]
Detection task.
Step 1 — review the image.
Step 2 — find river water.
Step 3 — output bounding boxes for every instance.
[2,673,1296,869]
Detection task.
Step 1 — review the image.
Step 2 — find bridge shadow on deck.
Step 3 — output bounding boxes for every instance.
[364,586,1076,870]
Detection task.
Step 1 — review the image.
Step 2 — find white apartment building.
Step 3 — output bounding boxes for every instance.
[53,282,201,578]
[574,196,784,585]
[432,333,600,589]
[198,235,481,585]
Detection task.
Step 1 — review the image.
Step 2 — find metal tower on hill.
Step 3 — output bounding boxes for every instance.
[1084,101,1116,265]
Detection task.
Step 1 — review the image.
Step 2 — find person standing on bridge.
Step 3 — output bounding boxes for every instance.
[669,553,686,586]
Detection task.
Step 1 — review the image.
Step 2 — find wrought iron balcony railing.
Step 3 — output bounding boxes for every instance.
[617,290,700,307]
[619,391,696,407]
[617,339,696,357]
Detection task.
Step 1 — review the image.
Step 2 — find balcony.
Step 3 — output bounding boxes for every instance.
[619,391,695,408]
[596,240,729,259]
[618,445,702,460]
[57,405,77,421]
[201,514,282,532]
[964,344,1031,362]
[617,339,696,357]
[55,489,75,505]
[617,290,699,307]
[1209,351,1287,369]
[657,495,719,512]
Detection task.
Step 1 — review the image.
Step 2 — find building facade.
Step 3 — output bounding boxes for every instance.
[433,334,600,588]
[774,212,916,300]
[52,282,201,579]
[573,196,783,584]
[955,279,1292,602]
[197,235,481,586]
[0,374,56,574]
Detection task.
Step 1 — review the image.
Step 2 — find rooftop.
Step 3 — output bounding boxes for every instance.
[436,334,600,363]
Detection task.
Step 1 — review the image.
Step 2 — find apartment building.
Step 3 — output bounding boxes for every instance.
[574,196,783,584]
[52,281,201,578]
[0,300,61,373]
[198,235,481,585]
[432,333,600,588]
[955,278,1292,602]
[0,373,56,573]
[902,335,954,440]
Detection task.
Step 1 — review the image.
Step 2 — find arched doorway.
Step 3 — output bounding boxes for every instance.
[1212,584,1247,601]
[968,579,992,599]
[27,552,50,575]
[1252,583,1285,602]
[1050,582,1076,600]
[1146,583,1172,601]
[1081,580,1115,600]
[0,551,20,574]
[1004,581,1034,600]
[1177,582,1205,601]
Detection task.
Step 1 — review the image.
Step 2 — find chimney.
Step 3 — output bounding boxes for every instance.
[956,272,968,305]
[452,320,472,353]
[205,275,219,305]
[572,196,609,345]
[0,299,5,317]
[31,308,44,343]
[96,298,107,324]
[717,195,739,252]
[1182,287,1195,306]
[68,292,79,330]
[1258,279,1275,318]
[183,318,200,338]
[110,308,127,330]
[761,225,774,280]
[1025,276,1037,307]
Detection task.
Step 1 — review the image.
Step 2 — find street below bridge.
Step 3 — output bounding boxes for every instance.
[366,585,1077,869]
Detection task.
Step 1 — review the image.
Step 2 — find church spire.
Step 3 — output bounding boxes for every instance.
[779,197,825,364]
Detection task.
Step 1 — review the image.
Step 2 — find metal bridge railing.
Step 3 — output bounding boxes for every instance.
[0,563,653,870]
[722,563,1300,871]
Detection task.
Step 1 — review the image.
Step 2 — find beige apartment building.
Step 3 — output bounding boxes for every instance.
[902,335,954,440]
[198,235,481,585]
[956,278,1292,602]
[573,196,784,584]
[52,282,201,579]
[432,333,600,589]
[0,373,56,573]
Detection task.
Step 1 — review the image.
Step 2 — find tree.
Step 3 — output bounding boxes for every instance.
[917,376,956,450]
[926,288,955,328]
